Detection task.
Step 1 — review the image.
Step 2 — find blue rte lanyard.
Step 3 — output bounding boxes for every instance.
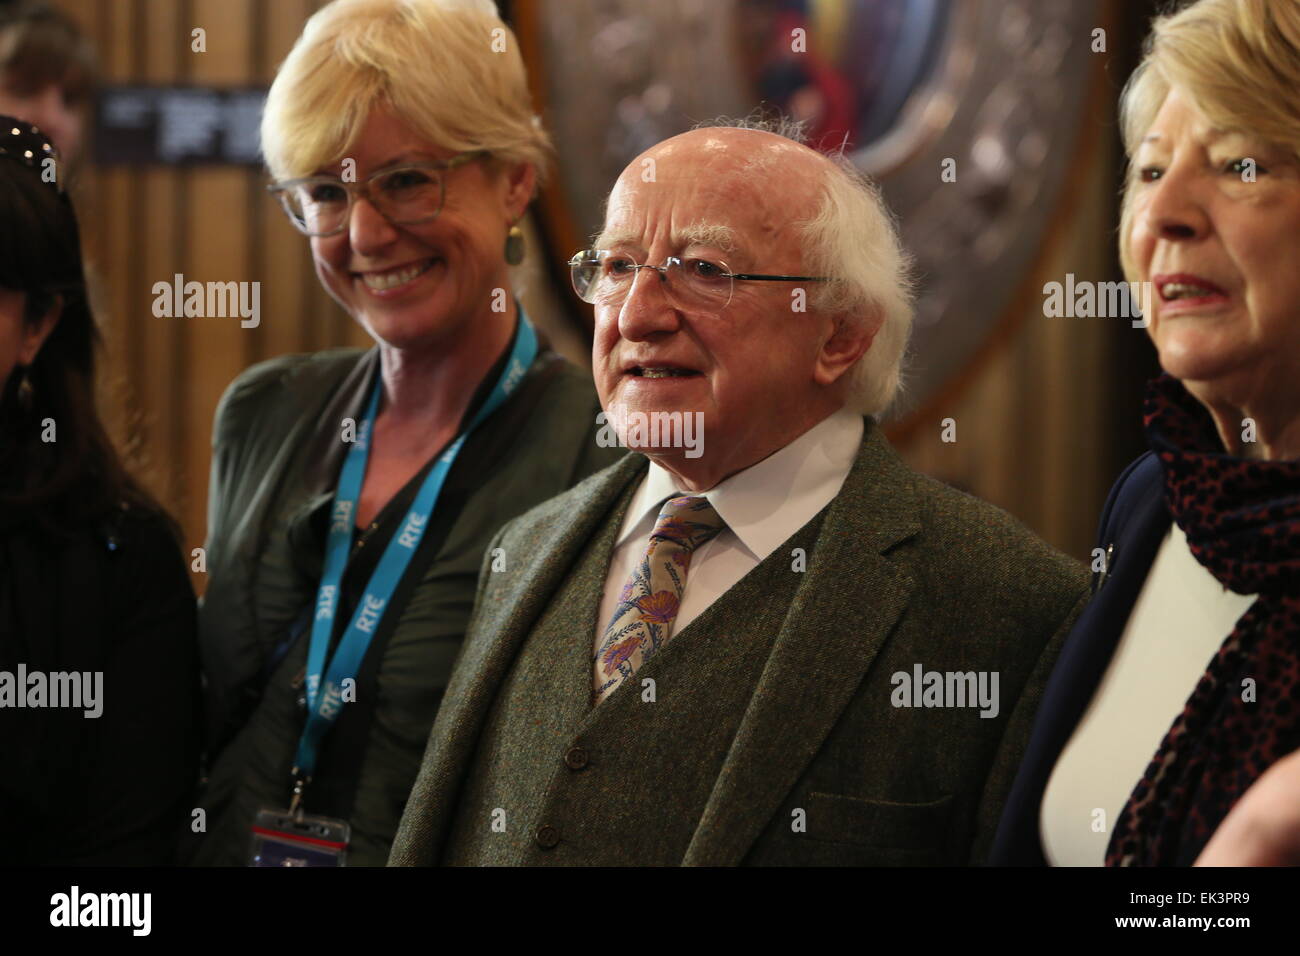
[292,315,539,787]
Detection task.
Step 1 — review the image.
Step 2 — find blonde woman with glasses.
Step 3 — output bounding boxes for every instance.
[185,0,620,867]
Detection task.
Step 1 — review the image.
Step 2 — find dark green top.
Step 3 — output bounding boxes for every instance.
[183,334,622,866]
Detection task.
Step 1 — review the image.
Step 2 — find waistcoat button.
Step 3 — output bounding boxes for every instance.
[535,824,560,849]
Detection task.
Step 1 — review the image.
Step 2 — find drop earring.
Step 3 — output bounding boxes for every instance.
[504,223,526,266]
[16,365,33,411]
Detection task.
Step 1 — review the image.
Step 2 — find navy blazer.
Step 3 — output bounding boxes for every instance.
[990,451,1172,864]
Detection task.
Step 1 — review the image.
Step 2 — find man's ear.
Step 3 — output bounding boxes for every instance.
[813,308,879,388]
[19,293,62,365]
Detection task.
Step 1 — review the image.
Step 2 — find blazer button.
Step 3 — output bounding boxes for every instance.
[535,824,560,849]
[1095,542,1116,592]
[564,746,589,770]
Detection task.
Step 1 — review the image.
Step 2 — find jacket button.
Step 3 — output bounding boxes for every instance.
[564,746,588,770]
[535,824,560,849]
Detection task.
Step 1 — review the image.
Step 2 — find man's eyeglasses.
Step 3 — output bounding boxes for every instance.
[569,249,827,312]
[267,151,487,237]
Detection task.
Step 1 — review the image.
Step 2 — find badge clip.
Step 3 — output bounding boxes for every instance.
[288,769,310,821]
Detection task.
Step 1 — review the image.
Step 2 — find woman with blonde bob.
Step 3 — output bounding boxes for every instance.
[186,0,619,866]
[993,0,1300,867]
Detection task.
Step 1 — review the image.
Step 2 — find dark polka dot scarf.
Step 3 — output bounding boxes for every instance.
[1106,373,1300,866]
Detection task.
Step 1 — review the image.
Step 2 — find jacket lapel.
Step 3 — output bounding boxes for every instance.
[391,451,648,863]
[684,422,921,865]
[989,454,1170,863]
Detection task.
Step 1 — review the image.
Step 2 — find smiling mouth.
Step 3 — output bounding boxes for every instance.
[1156,275,1227,302]
[1161,283,1220,301]
[356,258,440,291]
[628,366,701,379]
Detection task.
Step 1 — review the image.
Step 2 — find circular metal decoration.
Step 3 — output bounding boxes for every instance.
[516,0,1105,425]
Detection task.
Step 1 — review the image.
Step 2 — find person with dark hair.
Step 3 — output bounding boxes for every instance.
[0,117,200,865]
[0,0,96,169]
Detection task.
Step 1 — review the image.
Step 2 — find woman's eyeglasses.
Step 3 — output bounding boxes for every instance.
[268,151,487,237]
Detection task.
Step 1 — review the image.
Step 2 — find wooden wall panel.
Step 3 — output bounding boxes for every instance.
[182,0,255,559]
[80,0,141,490]
[47,0,348,593]
[138,0,184,511]
[255,0,316,361]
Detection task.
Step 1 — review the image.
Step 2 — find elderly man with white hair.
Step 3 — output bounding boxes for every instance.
[390,123,1090,866]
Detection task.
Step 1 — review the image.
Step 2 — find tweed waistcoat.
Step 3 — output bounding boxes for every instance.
[443,482,827,865]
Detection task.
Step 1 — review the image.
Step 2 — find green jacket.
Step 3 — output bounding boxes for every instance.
[184,343,621,866]
[390,421,1090,865]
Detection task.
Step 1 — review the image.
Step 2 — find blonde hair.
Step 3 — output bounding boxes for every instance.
[260,0,553,185]
[1118,0,1300,280]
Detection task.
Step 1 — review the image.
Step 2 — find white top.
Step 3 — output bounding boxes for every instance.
[594,408,864,651]
[1040,523,1257,865]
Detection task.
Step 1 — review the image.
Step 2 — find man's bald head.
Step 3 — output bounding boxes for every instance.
[604,127,834,251]
[633,125,836,178]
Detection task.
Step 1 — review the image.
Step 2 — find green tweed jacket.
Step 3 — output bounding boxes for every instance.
[390,420,1090,866]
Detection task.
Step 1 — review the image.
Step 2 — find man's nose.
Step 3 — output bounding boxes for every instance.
[616,264,680,341]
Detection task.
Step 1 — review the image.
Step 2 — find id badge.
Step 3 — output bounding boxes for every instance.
[250,808,350,867]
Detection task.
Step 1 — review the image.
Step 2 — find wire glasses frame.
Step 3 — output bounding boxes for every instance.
[267,150,487,237]
[569,248,828,312]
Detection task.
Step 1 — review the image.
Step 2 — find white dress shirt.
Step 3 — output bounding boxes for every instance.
[594,408,864,653]
[1039,523,1257,866]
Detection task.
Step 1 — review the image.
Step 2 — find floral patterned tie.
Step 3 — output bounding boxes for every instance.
[592,495,726,704]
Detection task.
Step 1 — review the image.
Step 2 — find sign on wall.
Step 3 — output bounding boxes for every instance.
[93,86,266,166]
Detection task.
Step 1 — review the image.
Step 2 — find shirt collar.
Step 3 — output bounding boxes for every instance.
[616,408,864,562]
